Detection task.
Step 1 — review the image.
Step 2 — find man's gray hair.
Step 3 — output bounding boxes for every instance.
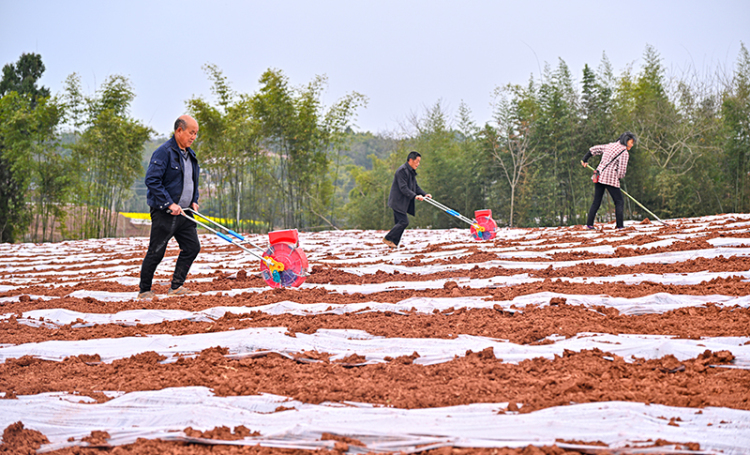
[174,117,187,132]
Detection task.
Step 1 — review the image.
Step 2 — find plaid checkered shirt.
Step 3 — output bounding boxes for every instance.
[590,142,629,188]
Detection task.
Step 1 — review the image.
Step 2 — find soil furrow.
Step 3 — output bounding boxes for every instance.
[0,348,745,413]
[2,303,749,345]
[3,276,750,314]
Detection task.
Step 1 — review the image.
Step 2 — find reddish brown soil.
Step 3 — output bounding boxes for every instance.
[0,423,698,455]
[0,430,596,455]
[0,422,48,455]
[3,303,749,345]
[1,347,745,412]
[5,275,750,317]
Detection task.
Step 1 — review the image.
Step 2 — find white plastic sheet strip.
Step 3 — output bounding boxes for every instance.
[339,244,750,275]
[1,328,748,368]
[321,269,750,293]
[0,387,747,454]
[2,263,750,301]
[3,292,749,328]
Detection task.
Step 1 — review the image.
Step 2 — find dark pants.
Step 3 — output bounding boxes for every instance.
[139,207,201,293]
[587,183,625,228]
[385,210,409,246]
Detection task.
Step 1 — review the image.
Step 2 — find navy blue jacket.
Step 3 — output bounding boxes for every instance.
[145,136,200,210]
[388,162,426,216]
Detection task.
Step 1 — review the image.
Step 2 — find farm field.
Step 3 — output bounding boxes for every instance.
[1,214,750,454]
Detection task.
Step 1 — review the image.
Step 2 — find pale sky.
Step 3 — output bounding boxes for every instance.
[1,0,748,137]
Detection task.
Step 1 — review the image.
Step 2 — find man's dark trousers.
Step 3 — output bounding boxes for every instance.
[139,208,201,293]
[384,210,409,246]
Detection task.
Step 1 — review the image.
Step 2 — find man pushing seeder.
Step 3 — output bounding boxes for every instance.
[383,151,497,247]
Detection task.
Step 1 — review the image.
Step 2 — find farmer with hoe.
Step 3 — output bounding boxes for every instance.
[581,132,637,230]
[383,151,432,248]
[138,115,202,299]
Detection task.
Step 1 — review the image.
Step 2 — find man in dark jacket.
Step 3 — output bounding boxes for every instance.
[384,151,431,248]
[138,115,201,299]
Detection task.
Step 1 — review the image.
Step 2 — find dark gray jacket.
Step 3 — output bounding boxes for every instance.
[388,162,426,215]
[145,136,200,210]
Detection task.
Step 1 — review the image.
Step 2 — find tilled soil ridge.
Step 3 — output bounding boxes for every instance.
[3,303,750,345]
[1,347,745,412]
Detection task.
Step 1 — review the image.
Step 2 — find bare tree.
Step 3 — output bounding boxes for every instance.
[628,47,722,177]
[488,87,541,227]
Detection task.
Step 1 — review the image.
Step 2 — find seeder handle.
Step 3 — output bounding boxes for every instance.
[185,208,266,250]
[170,209,272,265]
[227,230,244,241]
[421,196,482,230]
[422,196,452,213]
[217,232,234,243]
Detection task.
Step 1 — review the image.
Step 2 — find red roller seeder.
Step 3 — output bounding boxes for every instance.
[422,198,498,240]
[175,209,308,288]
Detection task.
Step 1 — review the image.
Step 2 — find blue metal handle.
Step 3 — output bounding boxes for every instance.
[446,209,460,217]
[217,232,234,243]
[227,230,245,241]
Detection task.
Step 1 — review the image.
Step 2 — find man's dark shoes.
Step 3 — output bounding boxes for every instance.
[167,286,200,296]
[383,238,397,249]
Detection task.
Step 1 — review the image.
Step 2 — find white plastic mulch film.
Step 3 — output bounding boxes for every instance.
[2,388,749,454]
[2,213,750,453]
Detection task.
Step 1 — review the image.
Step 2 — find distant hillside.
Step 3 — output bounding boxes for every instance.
[340,130,399,169]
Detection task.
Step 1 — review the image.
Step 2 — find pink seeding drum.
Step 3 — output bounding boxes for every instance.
[259,229,309,288]
[470,209,498,241]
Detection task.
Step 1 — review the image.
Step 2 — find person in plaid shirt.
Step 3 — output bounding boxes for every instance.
[581,132,637,229]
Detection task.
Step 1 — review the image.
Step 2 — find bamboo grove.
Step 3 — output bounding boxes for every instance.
[0,44,748,242]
